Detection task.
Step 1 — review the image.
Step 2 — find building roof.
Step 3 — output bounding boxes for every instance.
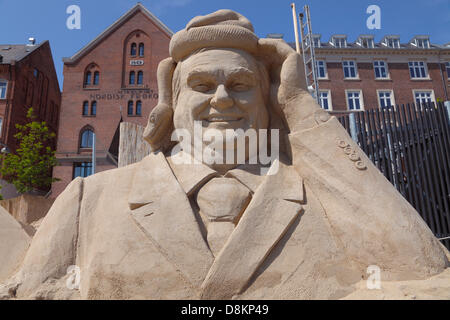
[63,2,174,64]
[0,43,43,64]
[288,34,450,51]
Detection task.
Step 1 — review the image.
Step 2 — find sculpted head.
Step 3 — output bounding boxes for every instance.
[143,9,305,169]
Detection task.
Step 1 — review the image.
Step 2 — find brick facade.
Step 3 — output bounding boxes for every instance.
[0,41,61,153]
[51,4,171,198]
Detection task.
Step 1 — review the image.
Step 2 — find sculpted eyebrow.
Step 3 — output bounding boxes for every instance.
[227,68,256,83]
[187,69,217,82]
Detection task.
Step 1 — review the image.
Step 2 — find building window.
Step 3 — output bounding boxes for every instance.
[131,43,137,56]
[33,68,39,78]
[378,91,394,108]
[408,61,428,79]
[91,101,97,116]
[129,71,135,85]
[73,162,93,179]
[374,61,388,79]
[313,36,321,48]
[332,36,347,48]
[359,37,374,48]
[343,61,357,79]
[414,90,434,105]
[80,129,94,148]
[82,101,89,115]
[139,43,144,56]
[136,101,142,116]
[316,60,327,79]
[319,91,331,110]
[416,38,430,49]
[84,71,92,85]
[0,80,7,99]
[346,91,363,110]
[386,38,400,48]
[128,100,134,115]
[137,71,143,85]
[446,62,450,79]
[93,71,100,85]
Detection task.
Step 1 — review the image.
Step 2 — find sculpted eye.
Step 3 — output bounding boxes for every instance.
[230,82,251,92]
[192,83,212,93]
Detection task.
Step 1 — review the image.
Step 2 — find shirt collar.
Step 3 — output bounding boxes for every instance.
[166,148,269,196]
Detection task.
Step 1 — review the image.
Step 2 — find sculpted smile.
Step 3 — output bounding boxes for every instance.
[202,114,244,122]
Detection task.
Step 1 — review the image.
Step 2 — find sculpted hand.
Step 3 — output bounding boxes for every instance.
[143,58,176,150]
[258,39,326,133]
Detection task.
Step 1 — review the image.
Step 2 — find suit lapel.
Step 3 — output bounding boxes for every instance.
[128,152,214,288]
[200,159,304,299]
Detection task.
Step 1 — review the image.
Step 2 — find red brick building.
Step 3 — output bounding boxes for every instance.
[51,3,172,197]
[0,40,61,153]
[294,34,450,111]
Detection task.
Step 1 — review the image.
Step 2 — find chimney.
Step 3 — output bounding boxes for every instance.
[28,37,36,46]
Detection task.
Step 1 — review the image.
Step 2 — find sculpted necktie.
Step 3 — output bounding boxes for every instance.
[196,177,252,257]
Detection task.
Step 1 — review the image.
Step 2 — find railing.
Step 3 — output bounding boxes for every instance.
[335,102,450,249]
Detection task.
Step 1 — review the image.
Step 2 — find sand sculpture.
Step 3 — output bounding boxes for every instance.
[0,9,449,300]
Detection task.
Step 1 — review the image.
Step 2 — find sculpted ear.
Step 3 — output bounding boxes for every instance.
[143,57,177,151]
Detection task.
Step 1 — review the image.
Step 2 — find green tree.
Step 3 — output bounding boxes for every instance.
[0,108,59,194]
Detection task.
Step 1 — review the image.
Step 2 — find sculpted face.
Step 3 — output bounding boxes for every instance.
[173,48,269,166]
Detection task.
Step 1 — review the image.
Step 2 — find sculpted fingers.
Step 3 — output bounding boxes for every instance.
[143,103,173,150]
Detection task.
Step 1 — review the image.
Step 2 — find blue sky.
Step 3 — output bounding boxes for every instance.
[0,0,449,87]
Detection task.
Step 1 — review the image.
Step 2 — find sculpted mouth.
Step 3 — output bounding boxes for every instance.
[202,114,244,122]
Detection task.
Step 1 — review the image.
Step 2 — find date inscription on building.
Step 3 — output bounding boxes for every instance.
[130,60,144,66]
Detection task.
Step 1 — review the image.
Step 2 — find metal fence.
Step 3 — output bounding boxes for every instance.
[335,102,450,250]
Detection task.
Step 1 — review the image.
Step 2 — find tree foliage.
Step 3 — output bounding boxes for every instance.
[0,108,59,194]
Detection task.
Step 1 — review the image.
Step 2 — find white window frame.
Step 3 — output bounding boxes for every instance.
[446,62,450,79]
[413,90,435,105]
[408,61,429,79]
[0,80,7,99]
[373,60,389,79]
[359,37,374,48]
[0,117,3,137]
[313,36,321,48]
[415,38,430,49]
[318,90,332,110]
[332,36,347,48]
[316,60,328,79]
[342,60,358,79]
[385,37,400,48]
[377,90,396,109]
[345,90,364,111]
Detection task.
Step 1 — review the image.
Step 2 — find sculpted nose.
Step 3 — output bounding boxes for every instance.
[210,85,233,110]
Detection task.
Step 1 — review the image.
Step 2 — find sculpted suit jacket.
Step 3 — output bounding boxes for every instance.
[3,114,448,300]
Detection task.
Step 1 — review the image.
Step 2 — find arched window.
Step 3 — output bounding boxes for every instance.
[91,101,97,116]
[93,71,100,85]
[130,43,137,56]
[80,129,94,148]
[137,71,143,85]
[129,71,135,85]
[128,100,134,115]
[139,43,144,57]
[136,101,142,116]
[84,71,91,85]
[82,101,89,115]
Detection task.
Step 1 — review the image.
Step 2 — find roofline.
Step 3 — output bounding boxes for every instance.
[0,41,46,64]
[62,3,174,64]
